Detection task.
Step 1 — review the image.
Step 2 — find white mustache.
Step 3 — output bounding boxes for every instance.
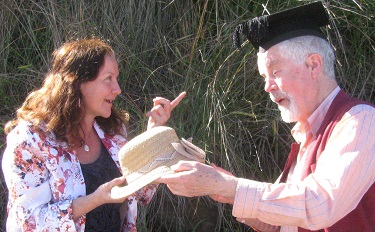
[270,91,288,103]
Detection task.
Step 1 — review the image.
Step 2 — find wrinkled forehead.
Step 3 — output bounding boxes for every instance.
[257,48,283,75]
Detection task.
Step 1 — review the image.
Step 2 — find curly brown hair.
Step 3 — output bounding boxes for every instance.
[5,38,129,147]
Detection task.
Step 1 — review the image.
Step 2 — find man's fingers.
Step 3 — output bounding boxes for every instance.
[158,162,197,182]
[169,160,197,172]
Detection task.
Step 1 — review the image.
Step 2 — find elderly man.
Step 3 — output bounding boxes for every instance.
[158,2,375,232]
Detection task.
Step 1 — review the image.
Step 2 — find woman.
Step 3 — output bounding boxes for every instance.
[2,38,185,231]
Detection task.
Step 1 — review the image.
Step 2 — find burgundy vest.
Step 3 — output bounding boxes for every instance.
[280,90,375,232]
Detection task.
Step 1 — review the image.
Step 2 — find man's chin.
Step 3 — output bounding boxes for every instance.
[279,109,298,123]
[281,116,297,123]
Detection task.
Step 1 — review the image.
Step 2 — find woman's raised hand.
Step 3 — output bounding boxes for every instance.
[146,91,186,130]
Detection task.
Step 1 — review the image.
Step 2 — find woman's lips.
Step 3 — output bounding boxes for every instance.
[105,99,114,104]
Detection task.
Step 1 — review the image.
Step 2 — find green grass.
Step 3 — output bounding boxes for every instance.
[1,0,374,231]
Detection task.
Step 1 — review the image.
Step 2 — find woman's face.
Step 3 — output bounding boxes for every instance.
[80,54,121,121]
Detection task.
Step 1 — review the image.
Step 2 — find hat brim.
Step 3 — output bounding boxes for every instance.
[111,165,173,199]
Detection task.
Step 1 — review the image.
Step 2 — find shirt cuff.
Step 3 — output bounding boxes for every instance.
[232,178,264,219]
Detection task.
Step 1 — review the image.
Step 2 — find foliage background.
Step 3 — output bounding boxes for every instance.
[0,0,374,231]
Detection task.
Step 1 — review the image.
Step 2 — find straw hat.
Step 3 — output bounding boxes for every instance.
[111,126,205,199]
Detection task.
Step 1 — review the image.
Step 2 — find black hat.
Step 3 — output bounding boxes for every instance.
[233,1,329,52]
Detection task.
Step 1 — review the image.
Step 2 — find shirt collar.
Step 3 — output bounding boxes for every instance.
[292,86,341,144]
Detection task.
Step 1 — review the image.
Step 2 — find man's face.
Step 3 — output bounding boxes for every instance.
[257,46,314,123]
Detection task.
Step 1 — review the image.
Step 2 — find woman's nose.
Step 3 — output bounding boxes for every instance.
[112,80,121,95]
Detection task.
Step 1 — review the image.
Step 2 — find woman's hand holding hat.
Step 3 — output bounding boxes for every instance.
[72,176,128,219]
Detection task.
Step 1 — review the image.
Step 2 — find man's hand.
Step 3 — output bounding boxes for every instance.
[208,163,235,204]
[157,161,238,200]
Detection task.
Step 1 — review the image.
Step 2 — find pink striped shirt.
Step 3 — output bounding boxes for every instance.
[232,87,375,231]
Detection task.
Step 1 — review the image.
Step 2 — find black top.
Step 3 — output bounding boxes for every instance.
[80,143,122,232]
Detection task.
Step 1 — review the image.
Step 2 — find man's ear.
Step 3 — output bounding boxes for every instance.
[305,53,323,79]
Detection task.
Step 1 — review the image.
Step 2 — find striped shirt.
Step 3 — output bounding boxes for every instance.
[232,87,375,231]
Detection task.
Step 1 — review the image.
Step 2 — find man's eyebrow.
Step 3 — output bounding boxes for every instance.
[266,59,279,68]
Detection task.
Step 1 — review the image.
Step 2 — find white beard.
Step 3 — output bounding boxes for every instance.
[279,102,299,123]
[271,91,299,123]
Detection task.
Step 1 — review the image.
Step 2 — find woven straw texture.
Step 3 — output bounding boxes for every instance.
[111,126,205,199]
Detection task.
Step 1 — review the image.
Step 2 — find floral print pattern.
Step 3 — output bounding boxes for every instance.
[2,120,157,232]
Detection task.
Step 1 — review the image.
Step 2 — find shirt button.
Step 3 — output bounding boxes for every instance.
[241,220,246,223]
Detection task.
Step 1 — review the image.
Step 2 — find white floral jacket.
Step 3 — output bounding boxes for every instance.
[2,120,157,232]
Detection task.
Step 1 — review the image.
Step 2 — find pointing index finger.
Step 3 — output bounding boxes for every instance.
[170,91,186,110]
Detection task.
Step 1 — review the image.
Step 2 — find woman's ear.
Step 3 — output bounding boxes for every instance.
[305,53,323,79]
